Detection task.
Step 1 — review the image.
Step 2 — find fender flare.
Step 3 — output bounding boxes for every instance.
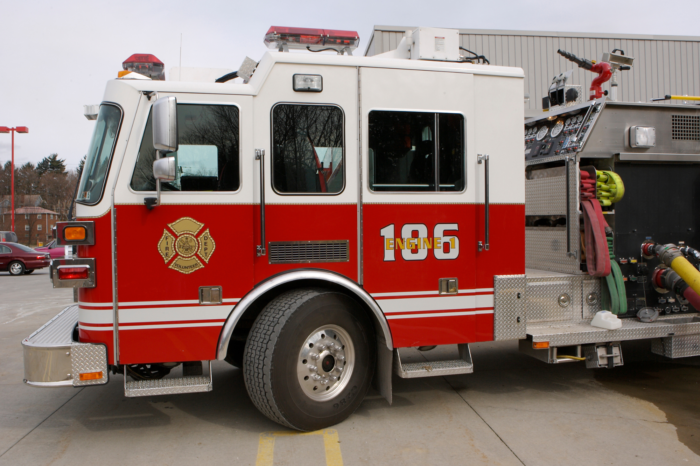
[216,269,393,360]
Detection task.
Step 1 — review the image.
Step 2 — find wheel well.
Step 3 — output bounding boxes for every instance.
[223,279,389,364]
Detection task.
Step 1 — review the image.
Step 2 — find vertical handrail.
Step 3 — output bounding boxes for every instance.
[477,154,490,252]
[565,156,572,257]
[256,149,266,256]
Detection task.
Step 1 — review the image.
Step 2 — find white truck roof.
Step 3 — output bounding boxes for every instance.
[118,51,524,96]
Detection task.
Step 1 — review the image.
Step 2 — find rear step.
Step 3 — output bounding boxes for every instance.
[124,361,213,397]
[394,344,474,378]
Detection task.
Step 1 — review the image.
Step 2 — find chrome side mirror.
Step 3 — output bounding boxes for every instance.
[152,96,178,152]
[146,96,178,210]
[153,156,176,182]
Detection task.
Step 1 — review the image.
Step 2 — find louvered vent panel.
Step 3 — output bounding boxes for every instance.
[672,115,700,141]
[268,241,349,264]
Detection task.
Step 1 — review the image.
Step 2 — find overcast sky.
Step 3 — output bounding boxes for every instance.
[1,0,699,171]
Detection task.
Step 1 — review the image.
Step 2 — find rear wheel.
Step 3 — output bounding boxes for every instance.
[243,289,375,431]
[8,261,24,276]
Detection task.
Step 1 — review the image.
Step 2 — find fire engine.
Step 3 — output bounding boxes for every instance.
[22,26,700,432]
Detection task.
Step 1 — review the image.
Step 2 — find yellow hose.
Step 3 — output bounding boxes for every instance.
[557,355,586,361]
[670,256,700,296]
[669,95,700,101]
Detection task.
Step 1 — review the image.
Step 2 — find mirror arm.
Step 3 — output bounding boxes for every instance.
[145,150,161,210]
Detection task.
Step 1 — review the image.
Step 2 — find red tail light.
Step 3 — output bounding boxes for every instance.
[57,266,89,280]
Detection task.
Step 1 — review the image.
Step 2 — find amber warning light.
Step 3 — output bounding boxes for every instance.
[264,26,359,53]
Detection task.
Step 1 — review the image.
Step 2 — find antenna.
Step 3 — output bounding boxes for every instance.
[179,33,183,70]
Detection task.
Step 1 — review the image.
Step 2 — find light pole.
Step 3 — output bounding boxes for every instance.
[0,126,29,232]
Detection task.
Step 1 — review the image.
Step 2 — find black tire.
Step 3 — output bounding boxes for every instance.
[24,269,34,275]
[243,289,375,431]
[8,261,25,276]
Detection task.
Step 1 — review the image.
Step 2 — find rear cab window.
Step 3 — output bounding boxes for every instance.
[368,111,464,192]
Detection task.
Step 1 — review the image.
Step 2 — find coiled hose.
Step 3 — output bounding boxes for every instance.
[602,237,628,315]
[581,168,627,314]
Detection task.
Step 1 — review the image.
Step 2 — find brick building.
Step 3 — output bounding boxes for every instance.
[0,194,43,215]
[0,206,59,246]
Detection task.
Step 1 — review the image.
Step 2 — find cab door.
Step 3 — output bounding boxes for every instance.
[360,67,489,348]
[251,64,359,282]
[115,93,254,364]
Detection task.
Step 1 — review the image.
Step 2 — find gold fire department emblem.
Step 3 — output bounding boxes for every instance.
[157,217,216,274]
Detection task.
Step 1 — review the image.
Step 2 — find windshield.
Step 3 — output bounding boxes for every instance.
[77,104,122,205]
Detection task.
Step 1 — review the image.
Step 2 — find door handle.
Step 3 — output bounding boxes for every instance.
[477,154,490,252]
[256,149,266,256]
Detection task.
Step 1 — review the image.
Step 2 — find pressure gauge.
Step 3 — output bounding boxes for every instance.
[565,118,572,126]
[551,120,564,138]
[536,126,549,141]
[576,115,583,123]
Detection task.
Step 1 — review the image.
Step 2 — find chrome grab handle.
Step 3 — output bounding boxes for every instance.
[477,154,490,252]
[255,149,266,256]
[565,156,571,256]
[565,156,577,258]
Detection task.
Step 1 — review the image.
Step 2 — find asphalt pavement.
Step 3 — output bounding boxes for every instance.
[1,269,699,465]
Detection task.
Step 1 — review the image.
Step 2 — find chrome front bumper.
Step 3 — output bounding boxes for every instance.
[22,305,109,387]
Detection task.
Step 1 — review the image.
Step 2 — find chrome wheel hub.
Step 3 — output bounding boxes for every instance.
[297,325,354,401]
[10,263,22,274]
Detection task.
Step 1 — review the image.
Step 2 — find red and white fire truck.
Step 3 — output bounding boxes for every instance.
[22,26,700,431]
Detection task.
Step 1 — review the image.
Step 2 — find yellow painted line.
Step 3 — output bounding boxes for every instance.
[256,429,343,466]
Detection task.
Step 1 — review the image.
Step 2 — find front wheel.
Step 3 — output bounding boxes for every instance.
[8,261,25,276]
[243,289,375,431]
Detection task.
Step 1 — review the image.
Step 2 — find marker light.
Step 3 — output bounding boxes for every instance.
[64,226,86,241]
[57,266,90,280]
[533,342,550,349]
[79,371,103,381]
[293,74,323,92]
[122,54,165,80]
[264,26,359,52]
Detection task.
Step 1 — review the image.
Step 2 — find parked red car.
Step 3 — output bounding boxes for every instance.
[34,240,65,260]
[0,243,51,275]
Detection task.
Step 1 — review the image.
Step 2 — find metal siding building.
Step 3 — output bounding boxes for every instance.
[365,26,700,117]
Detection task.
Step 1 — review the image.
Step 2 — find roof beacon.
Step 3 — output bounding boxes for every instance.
[121,54,165,80]
[264,26,359,55]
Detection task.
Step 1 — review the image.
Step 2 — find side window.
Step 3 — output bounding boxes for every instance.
[131,104,240,192]
[272,104,344,194]
[368,111,464,192]
[0,245,10,254]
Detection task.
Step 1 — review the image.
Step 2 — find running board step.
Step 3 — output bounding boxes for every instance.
[394,344,474,378]
[124,361,213,397]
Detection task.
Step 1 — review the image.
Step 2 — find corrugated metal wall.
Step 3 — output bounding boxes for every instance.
[365,27,700,115]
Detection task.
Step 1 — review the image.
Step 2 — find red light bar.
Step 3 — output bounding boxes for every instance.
[57,266,89,281]
[264,26,359,52]
[122,54,165,80]
[0,127,10,133]
[16,126,28,133]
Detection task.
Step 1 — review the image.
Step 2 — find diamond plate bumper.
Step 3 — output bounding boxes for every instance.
[527,314,700,347]
[22,305,109,387]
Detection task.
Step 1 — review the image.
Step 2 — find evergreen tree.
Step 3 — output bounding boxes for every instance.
[36,154,66,176]
[77,155,86,177]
